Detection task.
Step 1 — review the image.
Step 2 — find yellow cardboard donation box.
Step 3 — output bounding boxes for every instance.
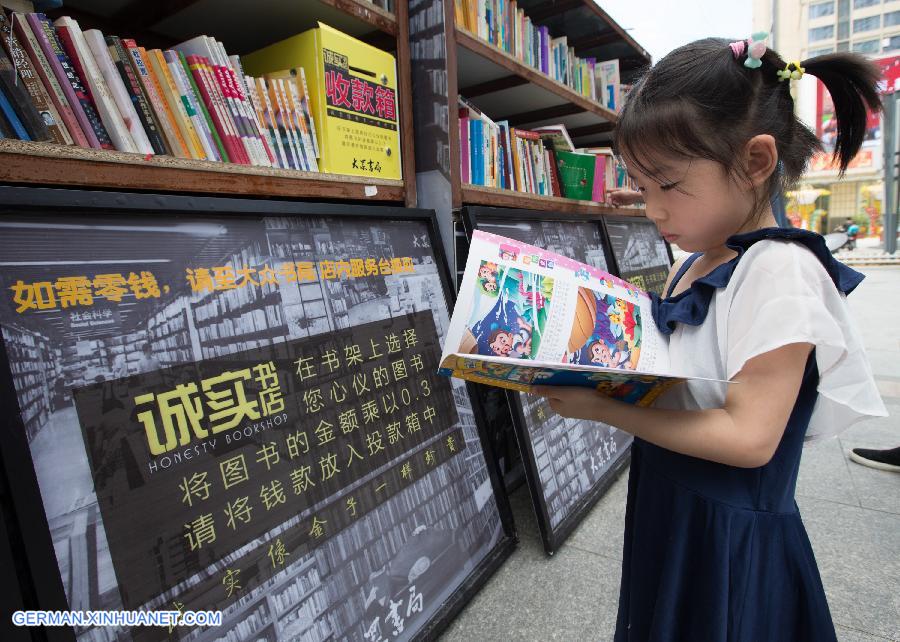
[242,23,401,179]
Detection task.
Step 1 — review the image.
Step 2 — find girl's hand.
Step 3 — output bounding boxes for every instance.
[530,385,619,423]
[607,189,644,207]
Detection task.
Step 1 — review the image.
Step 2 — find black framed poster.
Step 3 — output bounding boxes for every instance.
[461,206,632,554]
[602,215,674,297]
[0,186,515,642]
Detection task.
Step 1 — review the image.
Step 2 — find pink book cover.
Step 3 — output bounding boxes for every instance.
[592,153,606,202]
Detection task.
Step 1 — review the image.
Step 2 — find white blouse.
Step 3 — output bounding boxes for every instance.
[654,239,888,441]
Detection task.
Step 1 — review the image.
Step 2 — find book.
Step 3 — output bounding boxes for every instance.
[185,54,247,164]
[0,34,50,141]
[83,28,153,154]
[533,123,575,153]
[148,48,204,159]
[555,149,595,200]
[295,66,319,159]
[12,13,87,147]
[163,49,218,161]
[0,82,29,138]
[264,67,319,172]
[122,40,189,157]
[27,12,110,149]
[53,17,135,152]
[253,77,287,168]
[597,58,621,112]
[105,35,168,155]
[176,36,266,166]
[229,54,278,166]
[439,230,727,406]
[0,13,65,143]
[177,50,227,162]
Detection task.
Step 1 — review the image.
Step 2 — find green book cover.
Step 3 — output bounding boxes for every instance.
[555,150,595,200]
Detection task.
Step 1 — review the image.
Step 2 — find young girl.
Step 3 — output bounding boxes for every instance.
[533,35,888,641]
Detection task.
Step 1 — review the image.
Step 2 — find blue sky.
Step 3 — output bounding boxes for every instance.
[598,0,753,62]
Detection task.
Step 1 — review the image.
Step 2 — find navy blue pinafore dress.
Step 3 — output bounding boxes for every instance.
[614,228,865,642]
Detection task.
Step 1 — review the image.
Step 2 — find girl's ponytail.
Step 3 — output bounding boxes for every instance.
[801,54,882,172]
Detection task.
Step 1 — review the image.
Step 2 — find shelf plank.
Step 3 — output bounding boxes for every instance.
[0,140,405,202]
[454,28,617,124]
[461,184,646,217]
[318,0,397,36]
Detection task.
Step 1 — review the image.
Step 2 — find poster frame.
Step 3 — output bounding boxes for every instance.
[601,215,675,295]
[0,185,517,642]
[459,205,633,554]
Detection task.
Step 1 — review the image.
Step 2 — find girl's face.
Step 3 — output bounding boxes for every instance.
[626,154,761,253]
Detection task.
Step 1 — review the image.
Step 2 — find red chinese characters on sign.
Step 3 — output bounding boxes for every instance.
[351,78,375,114]
[375,86,396,121]
[326,68,397,122]
[326,70,352,109]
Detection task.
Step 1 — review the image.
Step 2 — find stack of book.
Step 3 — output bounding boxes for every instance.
[0,11,320,171]
[457,113,635,202]
[453,0,626,109]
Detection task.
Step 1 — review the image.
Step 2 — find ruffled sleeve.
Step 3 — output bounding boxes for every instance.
[721,240,887,440]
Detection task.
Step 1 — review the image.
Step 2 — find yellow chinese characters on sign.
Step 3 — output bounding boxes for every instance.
[136,361,285,456]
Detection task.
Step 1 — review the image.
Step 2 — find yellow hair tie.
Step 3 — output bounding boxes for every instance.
[777,61,805,81]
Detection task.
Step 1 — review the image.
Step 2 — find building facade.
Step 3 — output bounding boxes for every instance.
[754,0,897,234]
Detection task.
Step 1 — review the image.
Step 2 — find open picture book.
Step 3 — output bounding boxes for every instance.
[439,230,730,406]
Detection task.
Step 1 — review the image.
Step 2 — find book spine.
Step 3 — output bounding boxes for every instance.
[178,51,228,162]
[27,13,105,149]
[74,26,150,155]
[149,49,204,159]
[228,53,276,166]
[0,32,50,141]
[123,41,188,157]
[241,73,275,166]
[254,77,287,168]
[272,78,305,170]
[107,36,167,155]
[186,55,247,164]
[84,29,152,154]
[207,56,259,165]
[164,50,217,161]
[266,78,299,169]
[14,14,85,147]
[0,14,66,143]
[53,21,128,151]
[283,75,317,172]
[250,77,285,168]
[296,67,319,159]
[459,109,469,183]
[0,83,30,138]
[213,48,269,166]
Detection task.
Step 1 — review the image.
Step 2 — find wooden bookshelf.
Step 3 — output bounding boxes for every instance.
[408,0,652,218]
[0,140,406,202]
[7,0,417,206]
[461,184,645,216]
[318,0,398,36]
[455,27,618,124]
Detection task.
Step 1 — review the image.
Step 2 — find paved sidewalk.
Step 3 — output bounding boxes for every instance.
[440,267,900,642]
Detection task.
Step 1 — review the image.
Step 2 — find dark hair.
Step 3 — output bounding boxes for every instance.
[615,38,882,214]
[489,328,511,344]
